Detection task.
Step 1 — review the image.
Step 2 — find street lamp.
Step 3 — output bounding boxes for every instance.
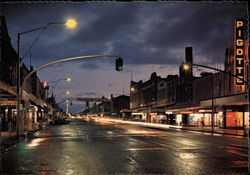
[183,63,248,84]
[65,19,77,29]
[65,77,72,82]
[48,77,72,84]
[47,77,72,97]
[16,19,77,138]
[183,64,190,70]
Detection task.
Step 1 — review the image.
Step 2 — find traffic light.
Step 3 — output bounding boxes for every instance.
[116,57,123,71]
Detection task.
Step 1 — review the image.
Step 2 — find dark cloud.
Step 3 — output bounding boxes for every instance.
[2,2,247,68]
[144,3,247,65]
[107,83,114,87]
[79,62,100,70]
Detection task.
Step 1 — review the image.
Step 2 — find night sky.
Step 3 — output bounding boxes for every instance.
[0,2,248,112]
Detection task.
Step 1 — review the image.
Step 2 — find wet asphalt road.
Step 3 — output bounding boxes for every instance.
[1,118,249,175]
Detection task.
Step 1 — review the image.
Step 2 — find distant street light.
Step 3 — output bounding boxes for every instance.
[65,77,72,82]
[48,77,72,97]
[183,64,190,70]
[16,19,77,138]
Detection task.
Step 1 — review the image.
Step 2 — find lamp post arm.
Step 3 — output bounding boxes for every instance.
[192,63,248,85]
[18,26,48,36]
[19,22,66,62]
[18,22,65,35]
[21,55,121,90]
[48,78,65,84]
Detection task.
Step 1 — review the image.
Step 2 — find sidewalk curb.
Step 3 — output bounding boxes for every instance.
[180,127,246,137]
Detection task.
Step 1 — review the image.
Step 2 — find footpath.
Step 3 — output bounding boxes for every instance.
[1,122,49,153]
[0,131,22,153]
[92,117,247,137]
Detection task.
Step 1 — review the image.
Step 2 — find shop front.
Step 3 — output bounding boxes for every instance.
[200,93,248,129]
[223,105,247,128]
[0,100,17,132]
[131,112,146,121]
[225,112,243,128]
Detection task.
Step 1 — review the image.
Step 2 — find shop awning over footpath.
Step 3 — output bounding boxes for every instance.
[200,93,248,107]
[0,81,17,107]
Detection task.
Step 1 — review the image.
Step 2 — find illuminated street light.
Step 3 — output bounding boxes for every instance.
[183,64,190,70]
[47,77,72,97]
[65,77,72,82]
[65,19,77,28]
[66,91,70,95]
[130,87,135,92]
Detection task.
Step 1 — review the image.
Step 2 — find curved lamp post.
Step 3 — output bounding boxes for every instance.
[183,63,248,84]
[16,19,77,138]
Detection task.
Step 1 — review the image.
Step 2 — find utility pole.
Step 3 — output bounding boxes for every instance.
[16,33,21,139]
[211,76,214,133]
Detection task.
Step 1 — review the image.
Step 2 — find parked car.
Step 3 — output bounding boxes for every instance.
[62,116,70,124]
[53,116,71,125]
[54,117,63,125]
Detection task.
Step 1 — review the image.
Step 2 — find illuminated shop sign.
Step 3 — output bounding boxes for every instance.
[235,19,245,85]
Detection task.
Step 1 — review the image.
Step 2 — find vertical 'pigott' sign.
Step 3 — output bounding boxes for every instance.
[235,19,245,85]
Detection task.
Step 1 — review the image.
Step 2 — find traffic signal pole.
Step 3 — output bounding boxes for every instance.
[20,55,123,114]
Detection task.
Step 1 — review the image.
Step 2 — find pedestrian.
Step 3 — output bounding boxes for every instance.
[201,120,204,127]
[13,115,16,130]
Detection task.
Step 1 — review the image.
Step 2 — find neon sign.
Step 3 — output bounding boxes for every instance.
[235,19,245,85]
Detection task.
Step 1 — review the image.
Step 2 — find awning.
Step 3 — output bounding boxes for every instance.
[0,81,17,96]
[200,93,248,107]
[0,100,16,107]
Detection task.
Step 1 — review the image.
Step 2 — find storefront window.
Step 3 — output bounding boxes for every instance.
[226,112,243,127]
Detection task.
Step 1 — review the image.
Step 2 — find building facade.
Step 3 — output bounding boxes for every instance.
[129,38,248,129]
[110,94,130,117]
